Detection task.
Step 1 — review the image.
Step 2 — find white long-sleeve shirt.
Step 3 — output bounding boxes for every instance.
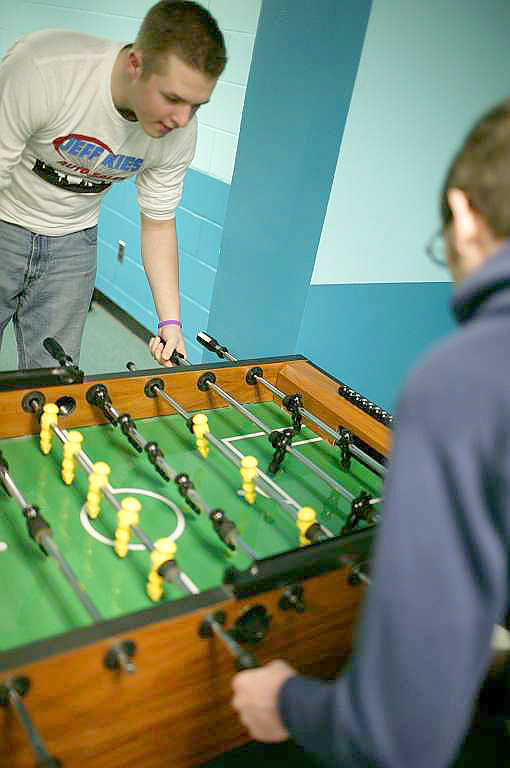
[0,29,196,235]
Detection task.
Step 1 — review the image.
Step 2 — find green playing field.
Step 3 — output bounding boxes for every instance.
[0,401,381,653]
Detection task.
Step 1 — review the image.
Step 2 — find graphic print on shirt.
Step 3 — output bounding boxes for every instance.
[32,133,144,194]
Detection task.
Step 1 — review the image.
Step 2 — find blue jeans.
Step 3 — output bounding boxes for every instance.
[0,220,97,368]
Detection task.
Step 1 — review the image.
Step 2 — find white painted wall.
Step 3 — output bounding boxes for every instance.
[195,0,261,182]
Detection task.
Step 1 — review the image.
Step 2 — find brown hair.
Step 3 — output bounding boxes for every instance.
[441,101,510,236]
[135,1,226,79]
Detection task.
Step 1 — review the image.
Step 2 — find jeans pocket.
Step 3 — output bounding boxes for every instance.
[81,225,98,245]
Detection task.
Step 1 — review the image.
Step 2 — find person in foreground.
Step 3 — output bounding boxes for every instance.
[232,100,510,767]
[0,1,225,369]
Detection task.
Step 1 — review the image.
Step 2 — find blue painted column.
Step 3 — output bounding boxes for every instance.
[207,0,372,357]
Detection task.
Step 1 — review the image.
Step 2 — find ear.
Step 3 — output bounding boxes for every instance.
[126,48,144,80]
[447,188,479,243]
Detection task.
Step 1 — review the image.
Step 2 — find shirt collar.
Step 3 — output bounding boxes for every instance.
[452,240,510,323]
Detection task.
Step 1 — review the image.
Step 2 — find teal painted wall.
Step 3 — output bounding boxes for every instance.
[207,0,373,358]
[97,172,229,361]
[207,0,510,409]
[296,283,454,411]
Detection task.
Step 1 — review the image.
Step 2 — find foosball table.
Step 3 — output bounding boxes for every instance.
[0,351,389,768]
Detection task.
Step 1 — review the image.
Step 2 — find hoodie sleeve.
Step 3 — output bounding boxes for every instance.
[279,374,510,768]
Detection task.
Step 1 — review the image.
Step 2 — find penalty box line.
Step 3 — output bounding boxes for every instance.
[221,429,322,504]
[224,428,322,448]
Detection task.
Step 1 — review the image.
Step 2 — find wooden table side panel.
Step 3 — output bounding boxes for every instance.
[0,568,364,768]
[0,364,285,439]
[276,361,390,457]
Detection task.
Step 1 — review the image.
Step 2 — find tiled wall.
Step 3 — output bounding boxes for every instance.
[97,171,229,361]
[195,0,261,184]
[0,0,262,362]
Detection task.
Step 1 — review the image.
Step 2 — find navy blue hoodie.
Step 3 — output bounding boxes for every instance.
[279,243,510,767]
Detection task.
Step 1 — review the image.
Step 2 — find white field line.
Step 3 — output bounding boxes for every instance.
[79,487,185,550]
[224,428,322,449]
[222,437,303,508]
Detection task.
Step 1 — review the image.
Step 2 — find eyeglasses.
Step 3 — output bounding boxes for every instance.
[425,229,448,267]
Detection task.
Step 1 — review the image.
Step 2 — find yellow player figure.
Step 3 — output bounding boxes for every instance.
[86,461,111,520]
[39,403,59,455]
[297,506,317,547]
[114,497,141,558]
[61,430,83,485]
[240,455,258,504]
[192,413,209,459]
[147,537,177,602]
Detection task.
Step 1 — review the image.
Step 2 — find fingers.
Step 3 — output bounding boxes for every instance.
[150,328,187,368]
[173,332,186,358]
[230,662,294,743]
[148,335,173,367]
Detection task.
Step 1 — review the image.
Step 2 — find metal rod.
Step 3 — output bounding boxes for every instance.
[206,380,355,503]
[209,382,271,433]
[0,470,27,508]
[153,384,334,538]
[248,375,385,476]
[175,570,199,595]
[1,460,134,673]
[157,387,293,506]
[53,427,187,618]
[53,423,229,600]
[1,466,101,622]
[7,685,53,762]
[41,536,102,621]
[195,335,386,477]
[208,616,243,657]
[232,533,258,560]
[161,566,254,667]
[346,442,385,475]
[54,426,156,550]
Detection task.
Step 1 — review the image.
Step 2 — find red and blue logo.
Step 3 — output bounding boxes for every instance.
[53,134,143,176]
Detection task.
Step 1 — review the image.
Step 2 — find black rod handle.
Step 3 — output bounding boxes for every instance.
[43,337,73,366]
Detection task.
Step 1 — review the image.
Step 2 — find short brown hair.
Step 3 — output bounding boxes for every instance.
[441,101,510,236]
[135,1,226,79]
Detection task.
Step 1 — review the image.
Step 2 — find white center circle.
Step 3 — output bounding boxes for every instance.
[80,487,186,550]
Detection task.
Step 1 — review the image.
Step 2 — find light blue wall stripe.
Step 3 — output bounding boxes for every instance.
[296,283,455,410]
[312,0,510,286]
[207,0,373,358]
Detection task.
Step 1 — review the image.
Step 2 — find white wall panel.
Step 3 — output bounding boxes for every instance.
[191,124,214,175]
[208,0,262,34]
[209,129,237,181]
[198,80,244,135]
[194,1,261,183]
[11,2,140,39]
[222,31,255,85]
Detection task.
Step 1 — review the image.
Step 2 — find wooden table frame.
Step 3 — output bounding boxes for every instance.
[0,356,389,768]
